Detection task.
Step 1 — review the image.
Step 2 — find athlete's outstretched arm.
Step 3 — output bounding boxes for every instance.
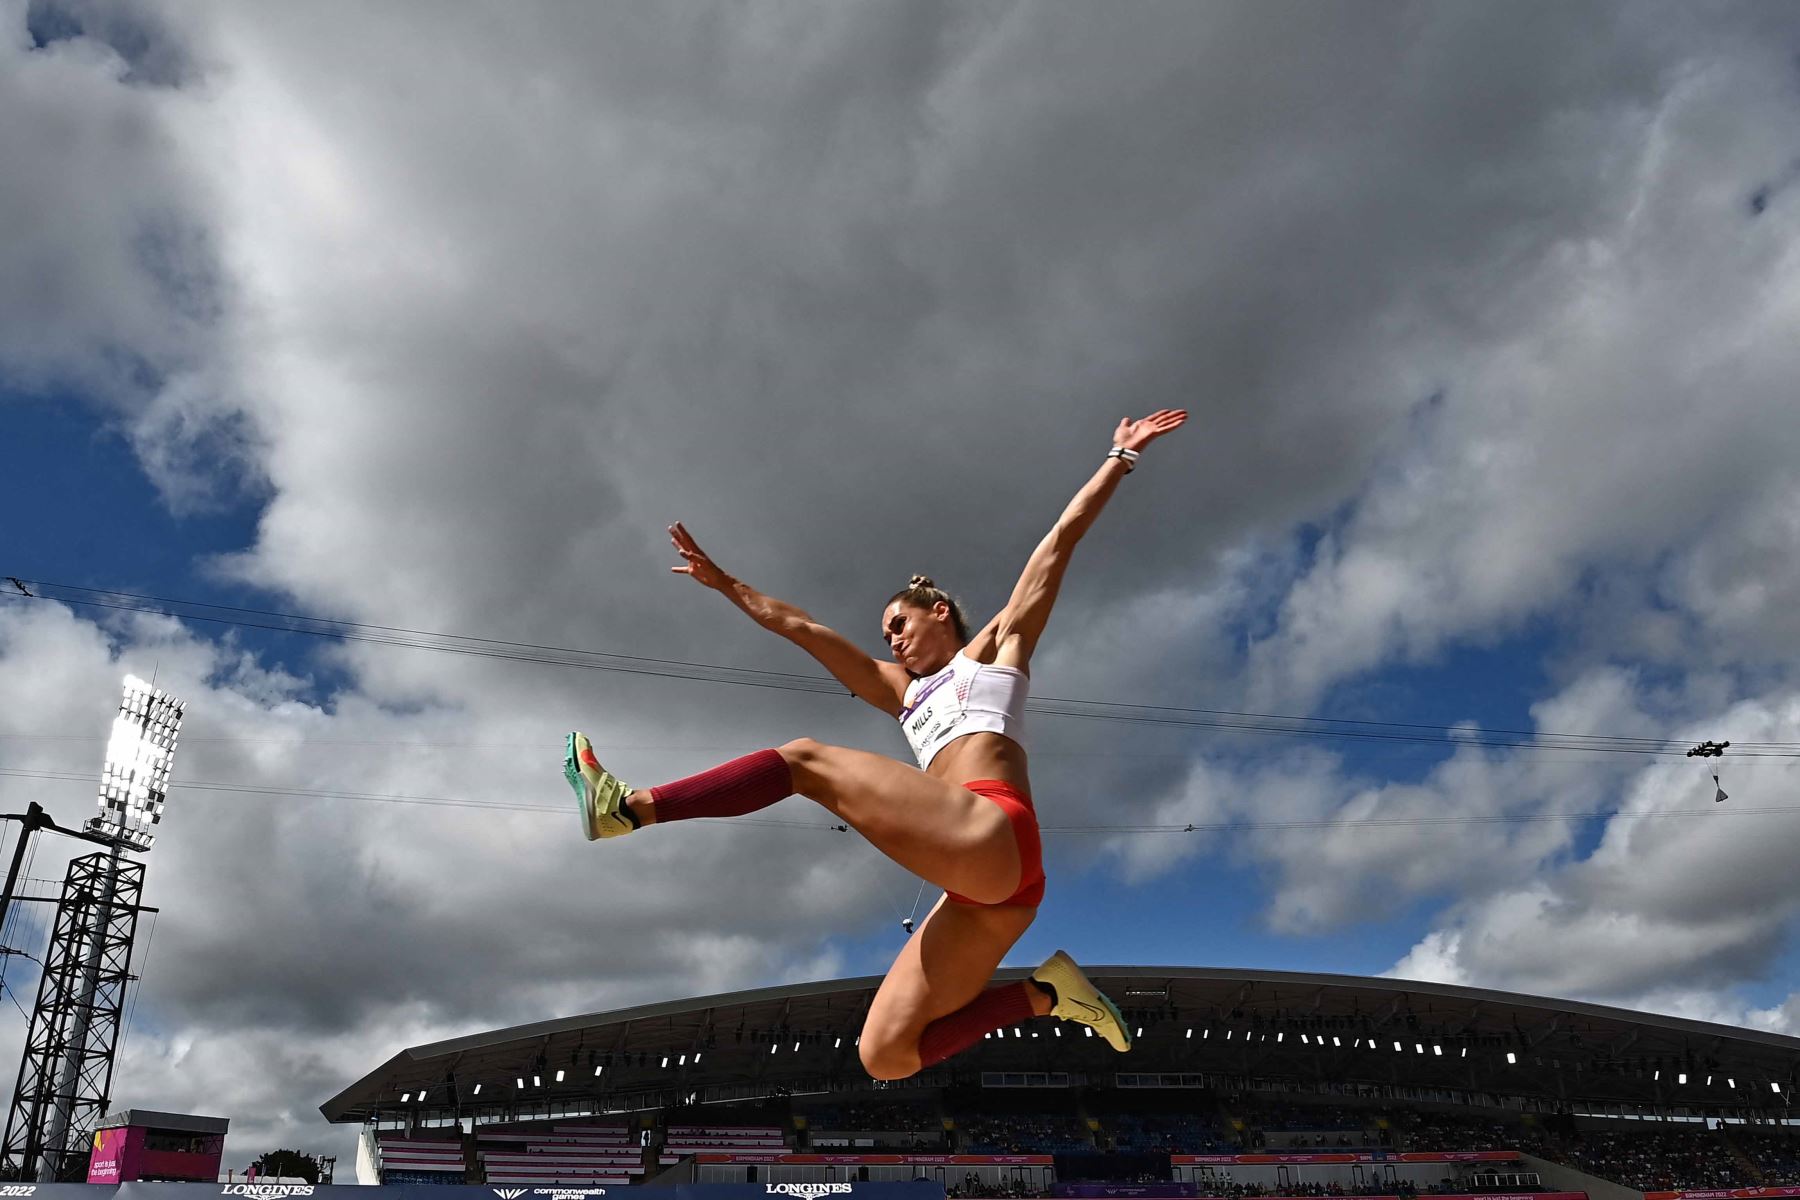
[667,522,910,715]
[972,410,1188,664]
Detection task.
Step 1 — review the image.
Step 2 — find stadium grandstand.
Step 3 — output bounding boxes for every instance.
[322,966,1800,1197]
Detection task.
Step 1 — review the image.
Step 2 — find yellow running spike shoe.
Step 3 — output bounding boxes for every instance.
[564,732,637,840]
[1032,950,1132,1052]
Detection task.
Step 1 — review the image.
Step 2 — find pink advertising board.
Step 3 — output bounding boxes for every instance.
[87,1124,224,1183]
[87,1125,143,1184]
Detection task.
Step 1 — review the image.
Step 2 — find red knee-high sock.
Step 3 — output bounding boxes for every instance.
[917,982,1039,1068]
[649,749,794,823]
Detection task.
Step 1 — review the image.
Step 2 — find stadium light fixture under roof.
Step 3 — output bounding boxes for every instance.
[88,674,184,852]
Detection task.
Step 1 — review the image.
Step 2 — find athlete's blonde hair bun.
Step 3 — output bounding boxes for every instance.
[909,574,936,591]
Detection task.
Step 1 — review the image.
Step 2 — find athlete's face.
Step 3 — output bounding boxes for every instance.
[881,600,956,674]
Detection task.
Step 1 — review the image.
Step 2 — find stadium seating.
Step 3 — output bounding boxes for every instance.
[1254,1103,1377,1133]
[1540,1127,1744,1191]
[1393,1111,1544,1154]
[806,1099,946,1149]
[1729,1126,1800,1181]
[1108,1112,1237,1154]
[806,1099,944,1134]
[658,1123,788,1165]
[376,1132,466,1182]
[389,1092,1799,1194]
[477,1122,641,1185]
[956,1111,1093,1154]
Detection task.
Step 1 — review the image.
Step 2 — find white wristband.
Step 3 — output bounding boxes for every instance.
[1108,447,1140,471]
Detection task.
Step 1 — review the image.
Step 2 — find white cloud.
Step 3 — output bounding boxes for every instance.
[1389,688,1800,1009]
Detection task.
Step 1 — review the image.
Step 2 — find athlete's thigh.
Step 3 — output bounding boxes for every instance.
[862,895,1037,1056]
[783,739,1021,903]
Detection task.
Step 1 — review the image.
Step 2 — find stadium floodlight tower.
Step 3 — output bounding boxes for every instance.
[0,675,182,1182]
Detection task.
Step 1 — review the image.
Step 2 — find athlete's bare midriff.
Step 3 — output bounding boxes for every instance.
[925,730,1032,797]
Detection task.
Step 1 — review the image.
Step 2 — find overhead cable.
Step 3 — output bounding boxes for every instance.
[10,579,1792,759]
[2,767,1794,837]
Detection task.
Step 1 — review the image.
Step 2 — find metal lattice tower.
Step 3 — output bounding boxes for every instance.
[0,675,181,1182]
[1,850,145,1181]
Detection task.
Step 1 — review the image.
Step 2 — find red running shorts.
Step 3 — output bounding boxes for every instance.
[946,779,1046,909]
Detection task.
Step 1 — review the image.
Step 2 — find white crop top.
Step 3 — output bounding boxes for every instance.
[898,651,1029,770]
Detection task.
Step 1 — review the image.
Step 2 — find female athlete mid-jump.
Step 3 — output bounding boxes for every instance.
[565,409,1187,1079]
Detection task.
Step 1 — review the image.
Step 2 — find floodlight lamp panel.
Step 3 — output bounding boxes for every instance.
[94,676,185,848]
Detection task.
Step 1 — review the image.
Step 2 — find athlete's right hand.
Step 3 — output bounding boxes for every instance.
[668,523,730,590]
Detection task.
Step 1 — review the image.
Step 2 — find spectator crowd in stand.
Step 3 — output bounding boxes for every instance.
[1733,1127,1800,1181]
[1393,1111,1546,1154]
[957,1112,1093,1154]
[1553,1128,1741,1191]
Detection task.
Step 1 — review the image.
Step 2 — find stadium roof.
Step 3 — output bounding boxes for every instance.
[321,966,1800,1125]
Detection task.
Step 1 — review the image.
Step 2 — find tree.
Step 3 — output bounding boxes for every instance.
[252,1149,320,1183]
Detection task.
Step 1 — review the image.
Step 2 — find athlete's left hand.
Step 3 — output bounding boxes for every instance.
[1113,408,1188,453]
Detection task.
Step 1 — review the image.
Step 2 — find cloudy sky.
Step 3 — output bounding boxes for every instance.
[5,0,1800,1167]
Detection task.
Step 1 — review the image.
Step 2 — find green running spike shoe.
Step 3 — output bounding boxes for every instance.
[564,731,637,840]
[1032,950,1132,1052]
